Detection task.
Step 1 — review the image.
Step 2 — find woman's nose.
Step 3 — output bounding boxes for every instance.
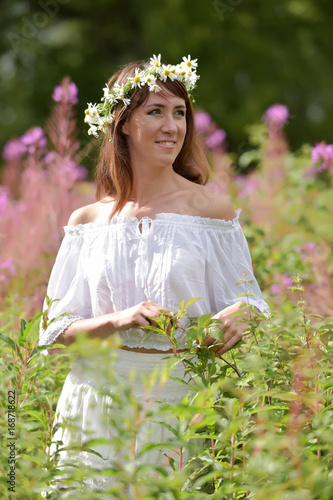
[160,114,178,133]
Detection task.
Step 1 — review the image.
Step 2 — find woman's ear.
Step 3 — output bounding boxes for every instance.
[122,121,128,135]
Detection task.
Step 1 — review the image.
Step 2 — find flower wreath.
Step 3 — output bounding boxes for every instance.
[84,54,199,138]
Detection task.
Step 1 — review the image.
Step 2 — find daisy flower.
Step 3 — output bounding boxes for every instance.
[88,125,99,137]
[182,55,198,70]
[128,68,144,89]
[143,74,157,87]
[159,65,178,82]
[150,54,162,69]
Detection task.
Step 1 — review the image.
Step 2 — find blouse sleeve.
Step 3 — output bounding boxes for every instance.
[204,219,270,316]
[39,230,91,348]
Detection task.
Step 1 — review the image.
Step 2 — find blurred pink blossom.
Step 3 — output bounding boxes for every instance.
[205,129,226,149]
[311,142,333,171]
[270,273,293,295]
[0,187,9,216]
[52,81,78,105]
[20,127,47,153]
[263,104,289,129]
[270,284,281,295]
[43,151,58,165]
[2,138,26,161]
[0,258,16,287]
[194,111,211,133]
[236,175,258,199]
[59,160,88,182]
[281,273,293,288]
[303,242,317,253]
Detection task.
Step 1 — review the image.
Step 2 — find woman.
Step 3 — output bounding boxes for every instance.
[40,54,269,493]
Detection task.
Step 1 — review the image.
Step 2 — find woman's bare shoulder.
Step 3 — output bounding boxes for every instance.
[67,203,99,226]
[67,198,114,226]
[187,184,237,221]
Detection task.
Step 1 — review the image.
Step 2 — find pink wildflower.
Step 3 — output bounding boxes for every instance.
[263,104,289,129]
[52,81,79,105]
[236,175,258,199]
[0,187,9,216]
[2,138,26,161]
[0,258,16,285]
[194,111,211,133]
[303,242,317,253]
[59,160,88,182]
[205,129,226,149]
[270,284,281,295]
[311,142,333,171]
[20,127,47,154]
[281,273,293,288]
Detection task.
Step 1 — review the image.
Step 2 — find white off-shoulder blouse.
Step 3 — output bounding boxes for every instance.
[39,211,269,351]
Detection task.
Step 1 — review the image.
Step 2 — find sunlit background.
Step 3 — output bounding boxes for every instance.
[1,0,332,161]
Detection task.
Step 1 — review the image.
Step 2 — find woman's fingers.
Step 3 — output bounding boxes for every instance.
[141,303,177,332]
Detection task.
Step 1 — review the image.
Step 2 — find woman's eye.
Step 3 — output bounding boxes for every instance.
[148,109,161,115]
[175,110,186,117]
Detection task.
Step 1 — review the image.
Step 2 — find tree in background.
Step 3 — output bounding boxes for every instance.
[1,0,333,176]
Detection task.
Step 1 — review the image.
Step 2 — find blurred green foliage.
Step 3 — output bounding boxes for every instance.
[1,0,333,174]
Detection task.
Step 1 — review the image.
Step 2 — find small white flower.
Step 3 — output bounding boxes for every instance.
[103,84,112,99]
[182,55,198,70]
[142,74,157,88]
[86,103,99,116]
[150,54,161,69]
[128,68,144,89]
[88,125,99,137]
[113,83,125,99]
[159,65,178,82]
[150,83,161,93]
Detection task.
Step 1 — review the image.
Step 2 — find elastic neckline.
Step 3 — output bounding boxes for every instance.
[64,210,240,235]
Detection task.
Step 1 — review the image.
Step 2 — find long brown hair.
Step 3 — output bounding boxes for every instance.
[95,59,210,218]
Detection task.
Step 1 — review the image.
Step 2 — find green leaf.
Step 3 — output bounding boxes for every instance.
[206,326,224,342]
[178,299,185,313]
[197,327,206,344]
[20,410,48,430]
[0,334,22,361]
[186,328,198,348]
[197,313,213,328]
[184,297,202,309]
[20,318,27,335]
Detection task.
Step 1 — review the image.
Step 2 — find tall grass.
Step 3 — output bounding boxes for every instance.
[1,82,333,498]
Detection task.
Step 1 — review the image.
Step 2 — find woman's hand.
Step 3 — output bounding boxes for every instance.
[200,301,251,356]
[110,301,177,333]
[48,301,176,355]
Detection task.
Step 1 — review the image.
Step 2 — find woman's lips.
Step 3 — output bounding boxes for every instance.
[155,141,176,148]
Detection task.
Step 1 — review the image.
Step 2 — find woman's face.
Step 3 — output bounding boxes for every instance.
[122,85,187,168]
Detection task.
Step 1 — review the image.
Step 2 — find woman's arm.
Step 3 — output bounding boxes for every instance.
[47,301,175,355]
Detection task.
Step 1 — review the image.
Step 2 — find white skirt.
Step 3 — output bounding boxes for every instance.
[48,348,192,495]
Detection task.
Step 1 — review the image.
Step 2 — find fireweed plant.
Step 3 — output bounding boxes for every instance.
[1,278,333,499]
[1,80,333,498]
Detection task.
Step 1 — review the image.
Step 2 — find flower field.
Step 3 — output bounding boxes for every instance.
[0,78,333,499]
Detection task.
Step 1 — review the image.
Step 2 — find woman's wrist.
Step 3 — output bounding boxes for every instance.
[54,314,118,348]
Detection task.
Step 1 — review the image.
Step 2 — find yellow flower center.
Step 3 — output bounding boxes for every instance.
[85,109,90,115]
[155,62,159,67]
[164,70,170,76]
[146,77,151,82]
[186,61,192,67]
[134,76,140,83]
[181,71,186,76]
